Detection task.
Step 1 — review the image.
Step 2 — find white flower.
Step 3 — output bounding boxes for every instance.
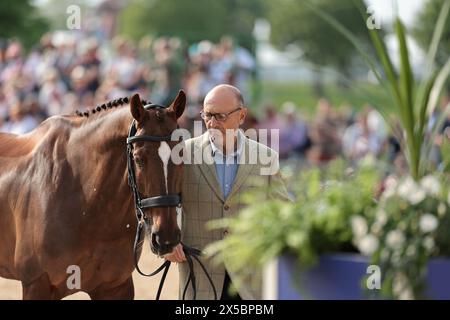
[438,203,447,217]
[386,230,405,249]
[376,210,387,225]
[420,175,441,196]
[397,177,417,199]
[397,177,426,205]
[351,216,368,239]
[407,188,426,205]
[357,234,379,255]
[423,237,435,252]
[393,273,414,300]
[419,213,438,233]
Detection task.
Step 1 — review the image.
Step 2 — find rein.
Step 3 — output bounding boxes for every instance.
[133,224,218,300]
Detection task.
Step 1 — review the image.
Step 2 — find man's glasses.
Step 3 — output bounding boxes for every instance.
[200,107,242,122]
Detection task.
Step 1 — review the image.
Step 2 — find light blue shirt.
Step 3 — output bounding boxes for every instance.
[210,130,244,199]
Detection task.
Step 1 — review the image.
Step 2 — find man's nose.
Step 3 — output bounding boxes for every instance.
[209,115,219,125]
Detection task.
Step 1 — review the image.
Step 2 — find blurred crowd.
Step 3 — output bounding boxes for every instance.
[253,94,450,177]
[1,29,449,176]
[0,31,255,135]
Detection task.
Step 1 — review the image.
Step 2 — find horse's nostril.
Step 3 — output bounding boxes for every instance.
[152,232,160,246]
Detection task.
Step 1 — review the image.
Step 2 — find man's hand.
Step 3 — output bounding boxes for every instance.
[164,244,186,263]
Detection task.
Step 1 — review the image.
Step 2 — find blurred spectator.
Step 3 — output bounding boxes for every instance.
[307,98,342,165]
[429,91,450,167]
[6,100,39,135]
[38,68,67,116]
[219,36,255,103]
[278,102,309,159]
[76,38,101,94]
[342,106,383,163]
[257,104,284,150]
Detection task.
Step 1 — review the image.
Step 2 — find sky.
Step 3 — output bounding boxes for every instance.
[365,0,425,26]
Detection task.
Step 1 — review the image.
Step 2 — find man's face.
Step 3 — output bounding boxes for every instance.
[202,89,247,145]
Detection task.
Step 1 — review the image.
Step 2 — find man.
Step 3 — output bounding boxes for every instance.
[165,84,290,300]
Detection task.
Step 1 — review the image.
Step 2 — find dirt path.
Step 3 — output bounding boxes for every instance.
[0,240,179,300]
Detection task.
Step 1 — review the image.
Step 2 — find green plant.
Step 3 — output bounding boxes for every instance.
[205,159,381,288]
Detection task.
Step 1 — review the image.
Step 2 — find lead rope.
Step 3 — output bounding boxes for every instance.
[133,225,218,300]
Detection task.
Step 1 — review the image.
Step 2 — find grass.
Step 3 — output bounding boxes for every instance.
[251,80,391,118]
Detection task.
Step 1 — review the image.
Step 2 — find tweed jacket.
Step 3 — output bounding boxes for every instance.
[178,131,290,300]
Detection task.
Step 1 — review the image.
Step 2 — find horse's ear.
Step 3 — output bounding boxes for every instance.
[130,93,145,122]
[168,90,186,119]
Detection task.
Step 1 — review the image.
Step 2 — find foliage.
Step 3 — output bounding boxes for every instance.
[0,0,49,50]
[268,0,372,77]
[205,159,381,287]
[118,0,268,52]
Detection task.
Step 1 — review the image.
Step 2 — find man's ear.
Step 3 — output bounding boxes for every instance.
[168,90,186,119]
[239,107,248,125]
[130,93,145,123]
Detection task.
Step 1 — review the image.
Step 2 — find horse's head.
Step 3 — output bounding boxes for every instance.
[128,91,186,256]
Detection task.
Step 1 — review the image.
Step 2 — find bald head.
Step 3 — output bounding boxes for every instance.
[204,84,244,111]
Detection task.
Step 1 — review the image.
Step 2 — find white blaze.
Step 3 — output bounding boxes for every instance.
[176,206,182,229]
[158,141,171,194]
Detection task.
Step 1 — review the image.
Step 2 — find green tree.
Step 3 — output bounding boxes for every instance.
[118,0,268,52]
[269,0,372,92]
[0,0,49,50]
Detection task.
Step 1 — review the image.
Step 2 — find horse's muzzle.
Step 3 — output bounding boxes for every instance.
[150,230,181,256]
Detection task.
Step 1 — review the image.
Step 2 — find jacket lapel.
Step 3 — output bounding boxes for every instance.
[194,133,225,202]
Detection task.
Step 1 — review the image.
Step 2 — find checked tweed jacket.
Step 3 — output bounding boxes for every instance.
[178,131,291,300]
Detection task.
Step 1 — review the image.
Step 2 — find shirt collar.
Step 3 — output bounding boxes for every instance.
[210,129,244,158]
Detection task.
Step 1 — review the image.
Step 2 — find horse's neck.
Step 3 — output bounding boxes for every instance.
[79,108,132,151]
[71,108,135,221]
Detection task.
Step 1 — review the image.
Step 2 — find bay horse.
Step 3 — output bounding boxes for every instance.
[0,91,186,299]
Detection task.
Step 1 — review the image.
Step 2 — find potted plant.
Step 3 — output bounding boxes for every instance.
[205,0,450,299]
